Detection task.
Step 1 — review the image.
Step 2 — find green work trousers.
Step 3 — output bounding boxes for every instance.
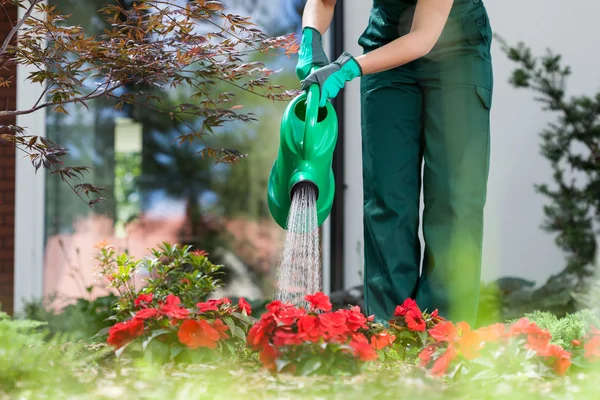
[359,0,493,326]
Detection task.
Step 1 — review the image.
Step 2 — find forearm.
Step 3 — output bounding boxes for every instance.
[356,0,453,75]
[302,0,337,35]
[355,33,431,75]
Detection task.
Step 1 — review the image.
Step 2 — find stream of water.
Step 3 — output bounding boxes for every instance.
[273,182,321,307]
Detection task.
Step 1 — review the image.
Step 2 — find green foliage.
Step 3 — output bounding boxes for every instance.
[498,35,600,287]
[522,309,600,349]
[95,242,224,319]
[0,311,110,395]
[476,282,504,327]
[21,293,118,341]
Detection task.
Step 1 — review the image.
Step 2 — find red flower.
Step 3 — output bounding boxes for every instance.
[342,307,368,331]
[134,293,153,307]
[159,294,189,319]
[305,292,332,312]
[419,345,438,367]
[212,318,230,340]
[197,300,220,313]
[405,309,426,332]
[394,298,420,317]
[430,309,445,323]
[526,327,552,354]
[318,311,348,337]
[370,331,396,350]
[298,315,322,342]
[266,300,284,314]
[247,316,276,350]
[350,339,378,361]
[259,345,278,371]
[429,321,458,343]
[507,318,536,336]
[161,305,190,320]
[273,329,304,347]
[192,249,209,257]
[274,306,306,326]
[584,335,600,361]
[572,339,581,347]
[430,345,458,377]
[177,319,220,349]
[238,297,252,315]
[134,308,160,320]
[107,319,144,349]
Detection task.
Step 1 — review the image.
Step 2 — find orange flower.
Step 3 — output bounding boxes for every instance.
[543,344,571,376]
[430,345,458,377]
[429,321,458,343]
[418,345,438,367]
[457,329,482,360]
[259,345,278,371]
[212,318,230,340]
[475,323,505,342]
[370,331,396,350]
[526,328,552,354]
[177,319,221,349]
[350,339,378,361]
[94,239,110,249]
[584,335,600,361]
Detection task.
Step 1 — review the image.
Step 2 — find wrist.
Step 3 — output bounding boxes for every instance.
[302,26,323,42]
[336,52,362,80]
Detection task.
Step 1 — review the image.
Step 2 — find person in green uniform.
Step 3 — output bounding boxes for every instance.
[297,0,493,326]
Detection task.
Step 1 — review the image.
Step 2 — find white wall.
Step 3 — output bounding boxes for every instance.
[342,0,600,289]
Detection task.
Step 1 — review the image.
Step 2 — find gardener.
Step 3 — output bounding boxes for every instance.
[297,0,493,326]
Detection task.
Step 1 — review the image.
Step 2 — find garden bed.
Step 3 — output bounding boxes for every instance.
[3,243,600,399]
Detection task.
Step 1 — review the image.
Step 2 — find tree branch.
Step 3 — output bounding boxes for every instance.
[0,0,42,58]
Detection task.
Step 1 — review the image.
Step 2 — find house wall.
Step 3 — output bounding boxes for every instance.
[341,0,600,290]
[0,4,17,314]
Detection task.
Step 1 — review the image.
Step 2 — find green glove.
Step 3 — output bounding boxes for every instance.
[300,52,362,108]
[296,27,329,80]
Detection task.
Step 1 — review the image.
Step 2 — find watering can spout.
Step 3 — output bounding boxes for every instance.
[267,77,338,230]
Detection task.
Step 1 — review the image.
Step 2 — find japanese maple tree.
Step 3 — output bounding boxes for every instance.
[0,0,298,205]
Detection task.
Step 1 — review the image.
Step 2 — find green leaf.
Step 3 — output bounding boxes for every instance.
[142,329,170,351]
[275,358,292,373]
[91,326,111,339]
[223,316,236,335]
[232,326,246,342]
[115,340,134,359]
[170,344,184,361]
[299,357,322,376]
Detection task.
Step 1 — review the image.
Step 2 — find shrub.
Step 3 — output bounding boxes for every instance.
[95,242,224,321]
[0,312,110,395]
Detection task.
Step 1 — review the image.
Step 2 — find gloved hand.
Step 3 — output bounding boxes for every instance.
[296,27,329,80]
[300,52,362,108]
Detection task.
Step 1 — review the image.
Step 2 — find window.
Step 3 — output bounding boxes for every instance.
[40,0,305,308]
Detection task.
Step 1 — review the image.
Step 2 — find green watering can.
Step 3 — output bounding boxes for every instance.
[267,71,338,230]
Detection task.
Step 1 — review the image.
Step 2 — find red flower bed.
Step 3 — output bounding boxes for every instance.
[106,293,253,362]
[247,292,394,375]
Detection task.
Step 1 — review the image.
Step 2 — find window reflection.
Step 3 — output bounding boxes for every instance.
[43,0,301,309]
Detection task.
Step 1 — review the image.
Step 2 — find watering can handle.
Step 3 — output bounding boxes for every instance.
[303,67,321,159]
